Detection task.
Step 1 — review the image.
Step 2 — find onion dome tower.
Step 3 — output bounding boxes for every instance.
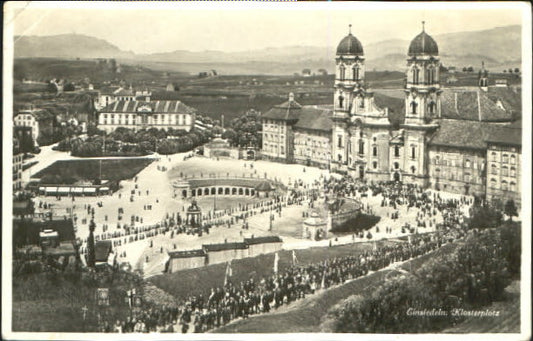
[404,21,442,126]
[332,24,366,167]
[334,24,365,118]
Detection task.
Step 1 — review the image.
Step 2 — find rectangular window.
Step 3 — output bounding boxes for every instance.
[337,135,343,148]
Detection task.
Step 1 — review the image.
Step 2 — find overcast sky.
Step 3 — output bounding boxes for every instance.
[7,2,524,54]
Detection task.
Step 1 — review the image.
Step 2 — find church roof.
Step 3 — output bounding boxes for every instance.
[429,119,521,150]
[293,107,333,132]
[485,126,522,146]
[336,33,364,56]
[440,88,515,122]
[408,31,439,56]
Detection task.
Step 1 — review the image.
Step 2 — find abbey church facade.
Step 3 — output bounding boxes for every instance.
[262,24,521,206]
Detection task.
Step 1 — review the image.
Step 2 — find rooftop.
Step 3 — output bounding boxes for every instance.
[243,235,283,245]
[100,100,196,114]
[168,249,206,259]
[203,242,248,252]
[429,119,521,150]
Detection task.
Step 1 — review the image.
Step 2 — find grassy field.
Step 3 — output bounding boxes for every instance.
[213,242,461,333]
[32,158,154,183]
[149,239,397,302]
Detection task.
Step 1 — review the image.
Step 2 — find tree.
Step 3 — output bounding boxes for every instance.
[64,83,76,92]
[468,204,502,229]
[467,66,474,72]
[87,219,96,268]
[508,68,513,73]
[503,69,507,73]
[462,67,468,72]
[514,68,520,73]
[504,199,518,221]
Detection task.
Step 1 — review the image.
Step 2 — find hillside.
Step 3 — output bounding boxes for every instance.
[13,25,521,74]
[14,34,135,59]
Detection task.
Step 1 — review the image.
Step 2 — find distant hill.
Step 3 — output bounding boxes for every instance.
[14,25,521,75]
[14,34,135,59]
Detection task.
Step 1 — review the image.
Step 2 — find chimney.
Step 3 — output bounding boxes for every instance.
[289,92,294,102]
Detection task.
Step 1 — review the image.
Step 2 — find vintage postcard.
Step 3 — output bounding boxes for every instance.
[2,1,531,340]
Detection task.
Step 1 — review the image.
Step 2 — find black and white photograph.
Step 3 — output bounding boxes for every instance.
[2,1,531,340]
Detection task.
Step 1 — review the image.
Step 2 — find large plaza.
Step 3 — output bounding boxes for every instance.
[29,145,472,278]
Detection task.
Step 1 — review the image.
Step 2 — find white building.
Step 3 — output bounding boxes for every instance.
[97,99,196,133]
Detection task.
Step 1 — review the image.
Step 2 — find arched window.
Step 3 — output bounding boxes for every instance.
[510,167,516,177]
[491,152,497,161]
[411,146,416,159]
[435,155,440,165]
[427,67,435,84]
[410,101,418,115]
[510,181,516,192]
[352,66,359,81]
[464,173,471,183]
[338,94,344,108]
[339,65,346,80]
[358,140,365,155]
[491,164,498,175]
[502,166,508,176]
[510,155,516,164]
[394,162,399,169]
[337,135,343,148]
[411,166,416,174]
[338,154,342,162]
[465,159,471,168]
[359,95,365,108]
[490,178,497,189]
[412,67,420,84]
[372,161,377,169]
[372,145,378,157]
[394,146,400,157]
[428,101,436,115]
[502,154,509,163]
[501,180,508,191]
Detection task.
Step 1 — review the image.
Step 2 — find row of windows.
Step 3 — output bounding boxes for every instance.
[490,164,517,177]
[337,139,415,159]
[433,157,482,169]
[490,152,517,164]
[338,65,361,81]
[295,140,329,148]
[264,133,285,140]
[434,169,480,184]
[409,100,437,115]
[264,125,285,132]
[263,143,285,155]
[295,149,330,158]
[410,67,438,85]
[489,179,517,191]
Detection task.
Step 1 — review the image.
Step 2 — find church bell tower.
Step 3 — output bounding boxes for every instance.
[404,21,442,126]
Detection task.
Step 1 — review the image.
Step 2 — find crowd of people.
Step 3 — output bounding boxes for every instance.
[98,225,466,333]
